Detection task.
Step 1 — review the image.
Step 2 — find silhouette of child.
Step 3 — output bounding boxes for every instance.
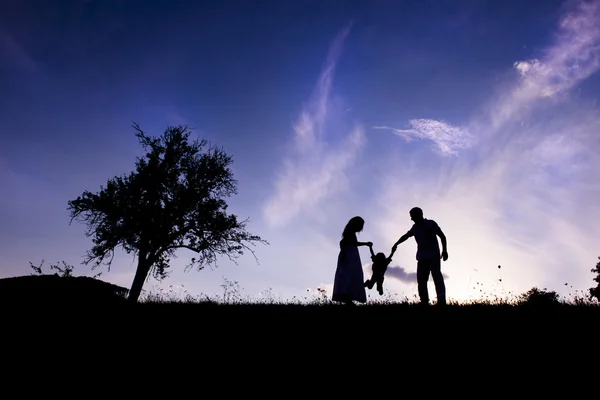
[365,244,396,295]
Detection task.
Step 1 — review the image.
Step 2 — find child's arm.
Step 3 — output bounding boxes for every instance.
[388,246,397,261]
[368,244,375,258]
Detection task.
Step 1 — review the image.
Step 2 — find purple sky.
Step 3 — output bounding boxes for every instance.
[1,0,599,303]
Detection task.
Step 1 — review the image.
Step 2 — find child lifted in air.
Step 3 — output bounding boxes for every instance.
[365,244,396,295]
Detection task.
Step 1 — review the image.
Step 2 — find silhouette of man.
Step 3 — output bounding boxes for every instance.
[392,207,448,306]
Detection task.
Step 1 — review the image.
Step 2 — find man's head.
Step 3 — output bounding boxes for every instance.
[409,207,424,223]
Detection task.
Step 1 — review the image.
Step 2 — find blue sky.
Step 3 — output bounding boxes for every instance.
[1,0,599,303]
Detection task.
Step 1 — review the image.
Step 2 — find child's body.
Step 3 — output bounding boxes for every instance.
[365,245,396,295]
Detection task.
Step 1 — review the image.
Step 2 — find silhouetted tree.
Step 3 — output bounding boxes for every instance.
[67,123,268,302]
[590,256,600,302]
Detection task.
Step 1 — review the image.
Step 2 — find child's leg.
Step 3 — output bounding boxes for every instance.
[377,277,384,295]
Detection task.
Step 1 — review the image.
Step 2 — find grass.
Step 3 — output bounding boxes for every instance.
[117,277,600,322]
[6,261,597,368]
[4,274,598,357]
[5,260,600,325]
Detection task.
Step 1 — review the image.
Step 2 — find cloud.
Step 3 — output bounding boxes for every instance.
[374,119,475,156]
[384,265,449,283]
[482,0,600,138]
[377,1,600,159]
[314,257,451,299]
[262,22,367,228]
[371,0,600,302]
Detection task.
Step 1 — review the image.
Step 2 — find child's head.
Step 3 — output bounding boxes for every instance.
[373,252,386,263]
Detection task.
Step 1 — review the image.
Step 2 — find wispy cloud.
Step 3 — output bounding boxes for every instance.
[374,119,475,156]
[376,1,600,160]
[262,22,367,228]
[483,0,600,139]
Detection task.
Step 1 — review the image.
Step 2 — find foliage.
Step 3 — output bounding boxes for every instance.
[15,259,128,302]
[590,256,600,302]
[517,286,560,306]
[29,259,102,279]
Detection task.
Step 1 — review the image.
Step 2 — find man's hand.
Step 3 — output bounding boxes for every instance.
[441,250,448,261]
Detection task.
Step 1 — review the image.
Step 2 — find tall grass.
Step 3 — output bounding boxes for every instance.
[138,276,599,308]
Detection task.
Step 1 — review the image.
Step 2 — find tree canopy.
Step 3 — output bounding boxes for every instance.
[67,123,268,302]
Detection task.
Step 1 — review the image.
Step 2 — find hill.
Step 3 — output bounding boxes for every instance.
[0,274,129,304]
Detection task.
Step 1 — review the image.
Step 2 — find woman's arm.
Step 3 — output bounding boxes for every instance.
[345,234,372,248]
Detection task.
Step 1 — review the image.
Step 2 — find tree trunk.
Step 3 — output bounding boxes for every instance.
[128,253,152,303]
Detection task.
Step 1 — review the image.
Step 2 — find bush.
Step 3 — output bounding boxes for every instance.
[590,257,600,302]
[518,287,560,306]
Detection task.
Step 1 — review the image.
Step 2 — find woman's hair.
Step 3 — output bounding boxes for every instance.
[342,216,364,238]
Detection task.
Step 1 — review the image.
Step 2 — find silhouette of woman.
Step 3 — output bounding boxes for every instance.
[332,216,371,305]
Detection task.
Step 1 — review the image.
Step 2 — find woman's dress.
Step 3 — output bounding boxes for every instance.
[332,234,367,304]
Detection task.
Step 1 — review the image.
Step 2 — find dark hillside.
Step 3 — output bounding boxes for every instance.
[0,274,129,304]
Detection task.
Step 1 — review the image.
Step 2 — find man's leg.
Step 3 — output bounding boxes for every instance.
[430,258,446,305]
[416,260,431,305]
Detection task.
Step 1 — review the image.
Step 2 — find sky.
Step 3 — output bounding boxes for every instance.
[1,0,599,304]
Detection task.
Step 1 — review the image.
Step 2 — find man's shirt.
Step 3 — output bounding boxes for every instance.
[405,218,442,260]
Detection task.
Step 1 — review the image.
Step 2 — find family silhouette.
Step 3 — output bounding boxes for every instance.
[332,207,449,306]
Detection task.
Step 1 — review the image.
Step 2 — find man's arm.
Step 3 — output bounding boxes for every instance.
[392,231,412,251]
[436,224,448,261]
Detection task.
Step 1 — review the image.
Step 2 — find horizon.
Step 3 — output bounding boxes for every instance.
[1,0,599,304]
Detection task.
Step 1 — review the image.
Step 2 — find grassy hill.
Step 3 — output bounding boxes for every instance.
[0,274,129,304]
[2,262,598,328]
[2,273,597,320]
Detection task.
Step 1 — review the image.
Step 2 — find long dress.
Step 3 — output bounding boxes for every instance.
[332,234,367,304]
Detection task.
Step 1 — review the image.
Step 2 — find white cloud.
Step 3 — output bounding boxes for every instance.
[485,1,600,134]
[374,119,475,156]
[262,22,367,228]
[514,59,550,77]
